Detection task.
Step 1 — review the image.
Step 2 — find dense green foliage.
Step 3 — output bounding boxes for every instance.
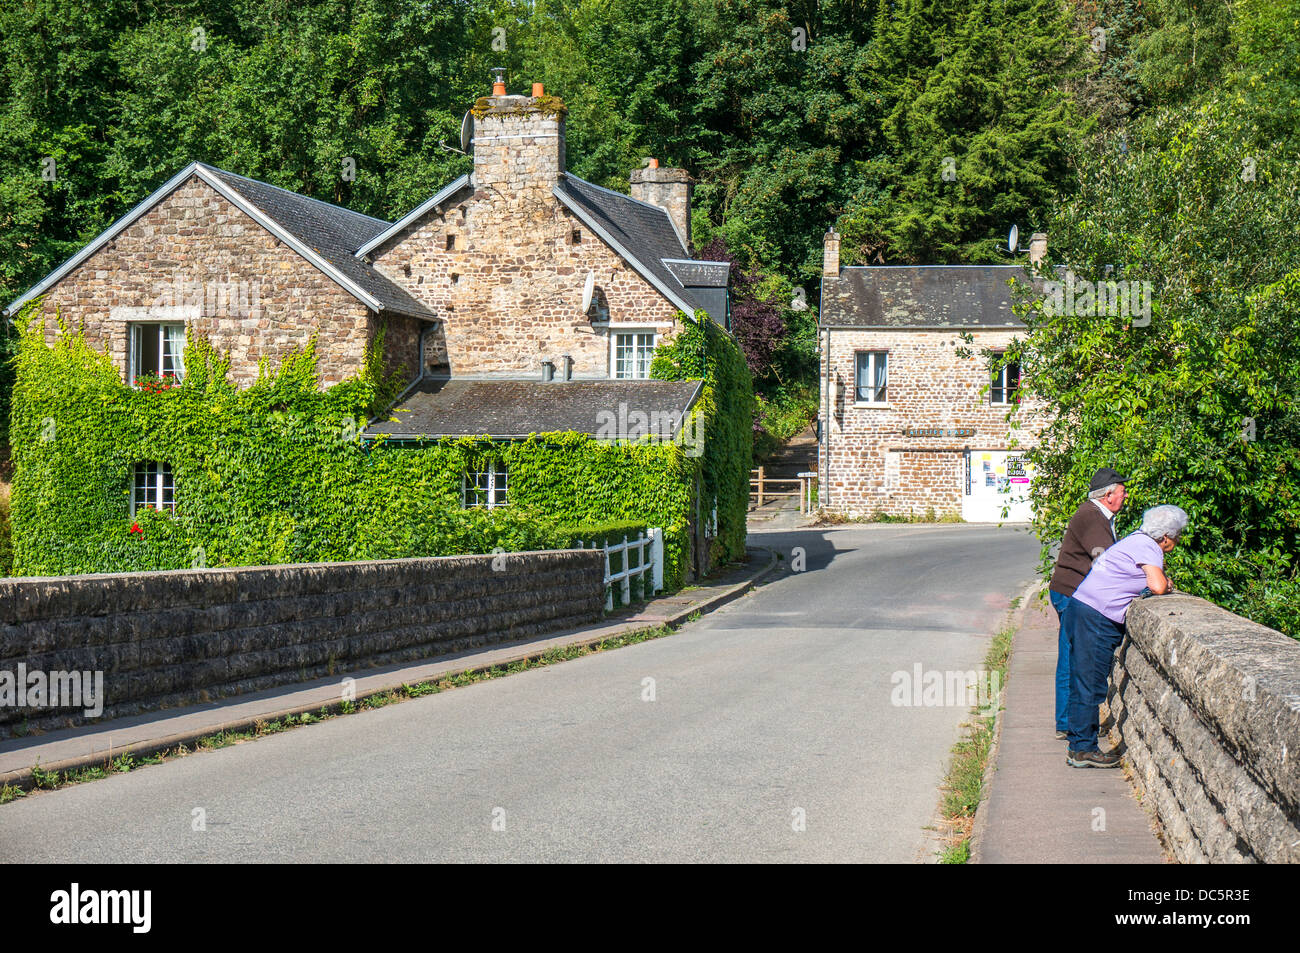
[653,310,754,567]
[694,237,817,455]
[1006,0,1300,636]
[10,311,700,586]
[0,0,1099,401]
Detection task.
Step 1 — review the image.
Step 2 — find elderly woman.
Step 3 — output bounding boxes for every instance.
[1064,504,1189,768]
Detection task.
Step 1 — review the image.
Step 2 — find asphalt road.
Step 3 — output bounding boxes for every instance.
[0,523,1039,863]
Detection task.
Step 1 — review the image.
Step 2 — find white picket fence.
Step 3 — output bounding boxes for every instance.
[576,527,664,611]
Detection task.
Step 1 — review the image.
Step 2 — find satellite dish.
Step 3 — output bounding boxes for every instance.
[1008,224,1019,254]
[581,272,596,314]
[460,111,474,154]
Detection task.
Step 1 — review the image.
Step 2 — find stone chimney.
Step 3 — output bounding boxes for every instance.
[630,161,693,252]
[823,229,841,278]
[471,77,567,196]
[1029,232,1048,266]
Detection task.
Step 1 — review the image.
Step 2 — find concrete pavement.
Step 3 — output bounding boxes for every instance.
[974,590,1168,863]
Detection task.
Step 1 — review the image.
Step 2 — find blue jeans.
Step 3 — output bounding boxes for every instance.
[1065,598,1126,752]
[1049,590,1071,731]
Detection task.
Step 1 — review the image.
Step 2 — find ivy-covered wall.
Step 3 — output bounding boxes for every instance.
[8,308,740,589]
[652,311,754,568]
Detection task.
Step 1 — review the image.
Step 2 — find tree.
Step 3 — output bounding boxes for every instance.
[1006,0,1300,634]
[840,0,1089,264]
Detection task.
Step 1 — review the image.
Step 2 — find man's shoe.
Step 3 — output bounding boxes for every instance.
[1067,748,1122,768]
[1055,730,1068,740]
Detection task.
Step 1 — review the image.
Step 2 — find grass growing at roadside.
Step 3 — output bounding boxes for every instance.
[0,623,676,805]
[937,621,1015,864]
[815,507,964,525]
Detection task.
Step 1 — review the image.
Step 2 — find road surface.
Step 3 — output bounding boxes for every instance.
[0,523,1038,863]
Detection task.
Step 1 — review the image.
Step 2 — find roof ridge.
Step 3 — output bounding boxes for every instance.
[196,162,391,228]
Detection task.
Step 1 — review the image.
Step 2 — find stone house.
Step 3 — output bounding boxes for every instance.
[4,77,733,552]
[817,230,1047,521]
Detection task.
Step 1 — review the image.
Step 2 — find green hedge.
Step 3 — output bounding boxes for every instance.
[555,520,650,549]
[557,520,653,607]
[9,314,699,586]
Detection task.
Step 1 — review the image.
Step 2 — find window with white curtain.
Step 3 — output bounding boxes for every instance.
[129,322,186,384]
[612,331,656,379]
[855,350,888,404]
[132,462,175,514]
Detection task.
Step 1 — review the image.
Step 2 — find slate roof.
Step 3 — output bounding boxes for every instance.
[3,162,436,319]
[198,164,435,319]
[555,175,712,318]
[363,378,705,439]
[820,265,1039,329]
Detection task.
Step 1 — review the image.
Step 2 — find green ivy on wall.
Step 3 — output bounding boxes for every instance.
[652,310,754,566]
[9,308,705,586]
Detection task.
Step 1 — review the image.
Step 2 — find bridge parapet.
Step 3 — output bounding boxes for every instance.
[1114,595,1300,863]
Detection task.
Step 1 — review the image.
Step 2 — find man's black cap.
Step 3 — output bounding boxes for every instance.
[1089,467,1128,491]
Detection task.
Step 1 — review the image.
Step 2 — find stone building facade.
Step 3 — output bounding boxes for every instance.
[818,231,1048,521]
[364,96,689,380]
[5,79,729,397]
[8,166,431,388]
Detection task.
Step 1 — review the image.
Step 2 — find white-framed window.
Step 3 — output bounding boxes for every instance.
[129,322,186,385]
[991,353,1021,404]
[462,463,508,509]
[612,331,656,379]
[132,461,175,515]
[854,350,888,404]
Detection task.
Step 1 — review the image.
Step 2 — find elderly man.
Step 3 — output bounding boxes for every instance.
[1047,468,1127,739]
[1064,504,1189,768]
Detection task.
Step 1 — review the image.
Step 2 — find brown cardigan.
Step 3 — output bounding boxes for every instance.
[1049,500,1117,597]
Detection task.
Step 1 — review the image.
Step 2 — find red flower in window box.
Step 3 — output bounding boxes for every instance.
[134,372,180,394]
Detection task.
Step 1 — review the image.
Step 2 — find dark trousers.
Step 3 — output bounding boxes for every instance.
[1049,590,1071,731]
[1065,598,1125,752]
